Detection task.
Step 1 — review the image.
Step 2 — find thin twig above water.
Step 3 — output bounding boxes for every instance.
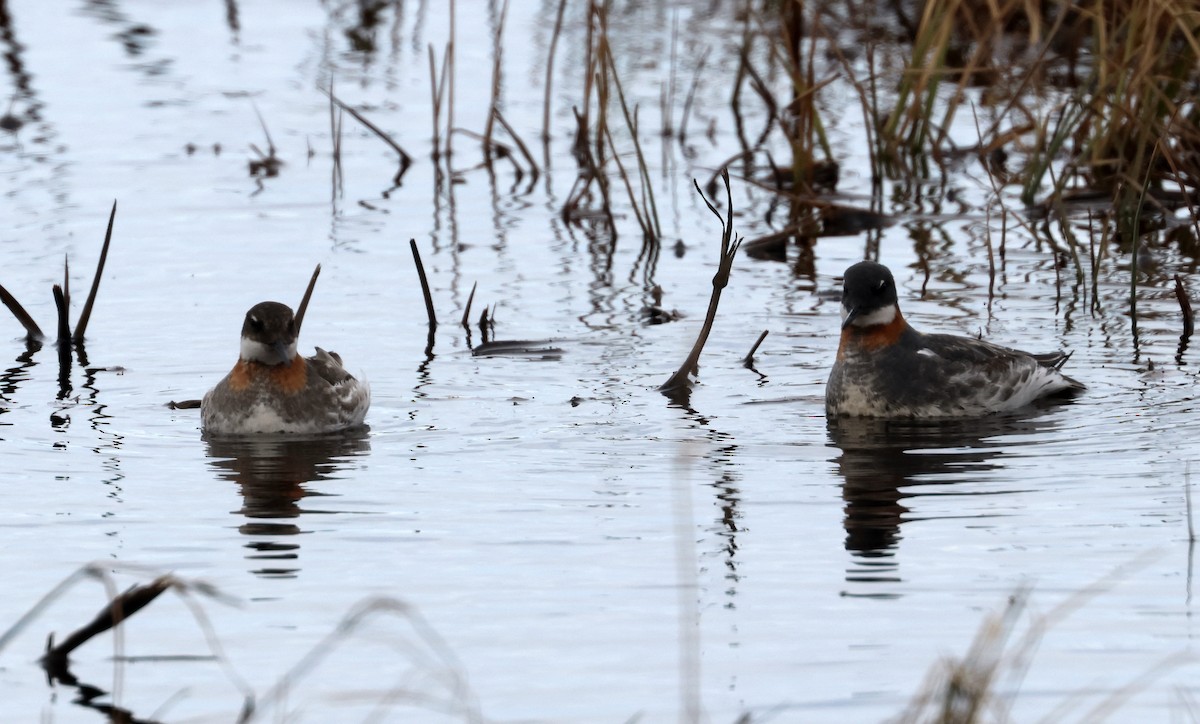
[660,169,741,397]
[326,90,413,184]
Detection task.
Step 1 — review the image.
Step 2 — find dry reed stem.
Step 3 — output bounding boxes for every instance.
[493,108,540,179]
[541,0,569,146]
[742,330,768,366]
[482,0,509,159]
[0,281,43,339]
[601,120,651,239]
[678,48,709,148]
[252,102,276,158]
[293,264,321,335]
[898,550,1169,723]
[461,280,477,329]
[241,596,480,723]
[42,578,171,669]
[446,0,457,160]
[410,239,437,330]
[661,10,678,139]
[729,0,757,153]
[0,563,249,713]
[329,78,343,201]
[598,33,661,239]
[326,90,413,182]
[72,200,117,343]
[660,169,741,395]
[52,283,70,343]
[1,565,481,721]
[428,43,450,165]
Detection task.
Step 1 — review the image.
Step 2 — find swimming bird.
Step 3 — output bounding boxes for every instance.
[201,301,370,434]
[826,261,1083,418]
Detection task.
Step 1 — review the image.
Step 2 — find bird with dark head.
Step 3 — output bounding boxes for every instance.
[202,301,370,434]
[826,261,1083,418]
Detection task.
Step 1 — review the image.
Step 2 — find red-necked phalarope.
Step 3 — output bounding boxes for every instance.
[826,261,1083,418]
[202,301,370,434]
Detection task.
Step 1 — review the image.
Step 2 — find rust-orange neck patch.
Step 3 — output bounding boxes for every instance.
[228,355,308,393]
[837,309,908,359]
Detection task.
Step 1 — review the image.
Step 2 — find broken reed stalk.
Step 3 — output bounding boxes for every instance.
[72,200,117,343]
[660,169,741,395]
[541,0,569,146]
[461,280,477,328]
[410,239,437,329]
[41,577,172,671]
[52,284,71,343]
[0,282,44,339]
[293,264,322,334]
[742,329,768,366]
[493,108,540,179]
[326,91,413,183]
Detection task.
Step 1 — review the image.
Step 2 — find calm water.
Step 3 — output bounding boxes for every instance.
[0,1,1198,722]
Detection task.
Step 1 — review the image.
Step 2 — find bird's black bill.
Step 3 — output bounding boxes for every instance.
[840,307,860,330]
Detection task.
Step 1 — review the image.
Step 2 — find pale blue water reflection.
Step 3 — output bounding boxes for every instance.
[830,411,1074,595]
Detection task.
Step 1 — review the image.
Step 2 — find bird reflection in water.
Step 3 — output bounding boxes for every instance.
[204,429,370,577]
[828,412,1061,597]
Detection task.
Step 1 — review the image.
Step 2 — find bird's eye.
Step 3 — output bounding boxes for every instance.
[248,315,262,330]
[875,279,887,293]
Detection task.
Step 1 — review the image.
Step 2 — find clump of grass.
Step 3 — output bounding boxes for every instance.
[0,563,482,722]
[561,0,661,243]
[897,589,1029,724]
[732,0,1200,220]
[898,552,1187,723]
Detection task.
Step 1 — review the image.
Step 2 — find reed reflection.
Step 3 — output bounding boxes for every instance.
[204,430,370,577]
[828,413,1061,595]
[0,339,40,427]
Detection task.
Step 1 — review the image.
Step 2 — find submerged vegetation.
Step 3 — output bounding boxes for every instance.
[726,0,1200,260]
[483,0,1200,337]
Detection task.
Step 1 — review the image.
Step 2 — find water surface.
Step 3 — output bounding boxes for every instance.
[0,1,1197,722]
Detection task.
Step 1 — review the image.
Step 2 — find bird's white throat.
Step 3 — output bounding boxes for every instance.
[240,336,297,364]
[842,303,897,328]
